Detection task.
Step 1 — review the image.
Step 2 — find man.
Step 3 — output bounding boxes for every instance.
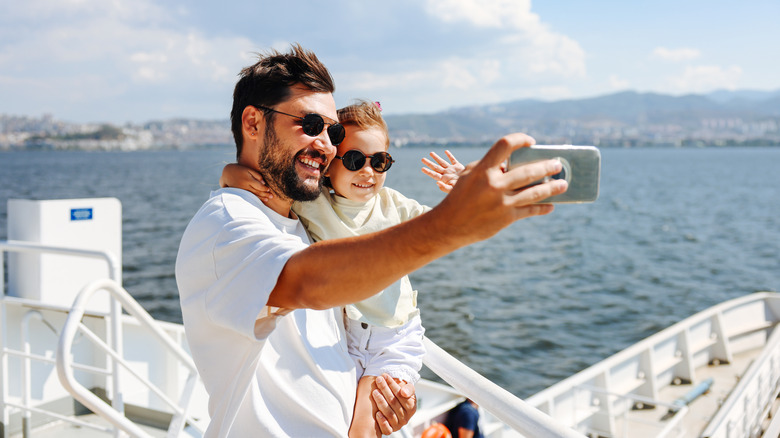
[176,44,567,437]
[445,399,483,438]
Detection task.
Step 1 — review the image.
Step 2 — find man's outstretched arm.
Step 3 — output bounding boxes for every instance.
[269,133,567,310]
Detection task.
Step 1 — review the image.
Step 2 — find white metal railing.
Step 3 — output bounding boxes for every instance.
[21,310,44,438]
[572,384,688,438]
[6,238,773,438]
[57,278,203,438]
[423,337,586,438]
[700,321,780,438]
[1,241,202,437]
[4,239,580,438]
[521,292,780,438]
[0,241,123,437]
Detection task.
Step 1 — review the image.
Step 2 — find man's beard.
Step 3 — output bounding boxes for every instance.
[257,124,324,202]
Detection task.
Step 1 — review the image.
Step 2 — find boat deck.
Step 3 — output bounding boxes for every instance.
[614,346,759,438]
[9,349,772,438]
[8,415,168,438]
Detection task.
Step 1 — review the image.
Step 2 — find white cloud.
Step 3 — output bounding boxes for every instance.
[335,0,587,114]
[125,31,245,84]
[2,0,169,25]
[0,0,596,121]
[440,60,479,90]
[8,20,249,85]
[609,75,630,90]
[669,65,743,93]
[477,59,503,84]
[337,49,579,115]
[441,58,505,89]
[425,0,540,29]
[516,32,586,77]
[423,0,586,78]
[340,57,501,95]
[0,0,255,120]
[336,57,511,114]
[652,47,701,62]
[537,86,571,100]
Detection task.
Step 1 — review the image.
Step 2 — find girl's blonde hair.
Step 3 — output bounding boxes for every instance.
[337,100,389,147]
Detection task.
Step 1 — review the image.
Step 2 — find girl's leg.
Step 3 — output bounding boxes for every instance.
[349,375,381,438]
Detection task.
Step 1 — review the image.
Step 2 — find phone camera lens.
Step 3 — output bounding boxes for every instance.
[551,157,571,183]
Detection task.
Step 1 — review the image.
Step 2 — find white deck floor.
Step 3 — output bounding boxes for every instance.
[9,413,171,438]
[613,347,759,438]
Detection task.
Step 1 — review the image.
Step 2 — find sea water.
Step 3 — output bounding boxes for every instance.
[1,146,779,397]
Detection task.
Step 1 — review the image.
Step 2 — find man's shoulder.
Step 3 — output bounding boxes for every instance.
[191,188,293,229]
[181,189,278,246]
[206,188,265,219]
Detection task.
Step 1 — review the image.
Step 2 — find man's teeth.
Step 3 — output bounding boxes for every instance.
[299,157,319,168]
[354,183,373,188]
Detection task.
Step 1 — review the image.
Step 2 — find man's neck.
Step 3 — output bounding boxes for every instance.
[262,196,295,218]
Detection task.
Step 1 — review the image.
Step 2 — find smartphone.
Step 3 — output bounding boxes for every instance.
[507,145,601,203]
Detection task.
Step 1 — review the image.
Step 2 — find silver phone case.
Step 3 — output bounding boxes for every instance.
[508,145,601,203]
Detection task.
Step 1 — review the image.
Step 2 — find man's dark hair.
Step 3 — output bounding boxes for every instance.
[230,43,336,159]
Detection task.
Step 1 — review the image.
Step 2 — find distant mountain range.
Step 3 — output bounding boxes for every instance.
[2,90,779,150]
[384,89,780,147]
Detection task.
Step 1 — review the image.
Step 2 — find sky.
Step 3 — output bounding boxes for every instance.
[1,0,778,124]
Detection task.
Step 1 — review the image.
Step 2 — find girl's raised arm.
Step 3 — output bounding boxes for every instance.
[421,150,465,193]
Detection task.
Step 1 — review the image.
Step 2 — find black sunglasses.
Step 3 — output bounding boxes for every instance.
[254,105,345,146]
[335,150,395,173]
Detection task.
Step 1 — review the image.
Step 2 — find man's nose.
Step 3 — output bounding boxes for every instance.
[312,135,337,161]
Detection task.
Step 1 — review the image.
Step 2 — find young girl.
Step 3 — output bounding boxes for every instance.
[221,100,462,437]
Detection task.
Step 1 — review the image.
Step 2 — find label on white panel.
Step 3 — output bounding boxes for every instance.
[70,208,94,221]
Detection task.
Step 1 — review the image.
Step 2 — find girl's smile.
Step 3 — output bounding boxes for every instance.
[327,126,389,203]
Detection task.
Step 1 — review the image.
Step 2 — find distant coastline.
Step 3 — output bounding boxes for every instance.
[2,89,778,151]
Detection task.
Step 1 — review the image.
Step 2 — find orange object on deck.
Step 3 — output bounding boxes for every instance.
[421,422,452,438]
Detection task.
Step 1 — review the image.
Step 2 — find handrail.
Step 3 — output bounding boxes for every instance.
[21,310,45,438]
[1,240,124,436]
[56,278,202,438]
[700,321,780,437]
[4,238,579,437]
[573,384,688,438]
[422,337,586,438]
[0,240,121,285]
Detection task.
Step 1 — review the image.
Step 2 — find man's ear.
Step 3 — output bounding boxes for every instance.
[242,105,264,139]
[238,106,265,166]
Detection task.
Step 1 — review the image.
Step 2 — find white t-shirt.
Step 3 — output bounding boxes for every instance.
[294,188,431,327]
[176,188,356,437]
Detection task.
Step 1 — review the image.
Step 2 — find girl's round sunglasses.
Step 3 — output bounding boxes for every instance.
[253,105,345,146]
[336,150,395,173]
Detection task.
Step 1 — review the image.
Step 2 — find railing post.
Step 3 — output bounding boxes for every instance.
[0,241,123,436]
[109,288,124,438]
[57,279,151,438]
[1,250,8,438]
[57,278,202,438]
[21,311,44,438]
[1,241,206,437]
